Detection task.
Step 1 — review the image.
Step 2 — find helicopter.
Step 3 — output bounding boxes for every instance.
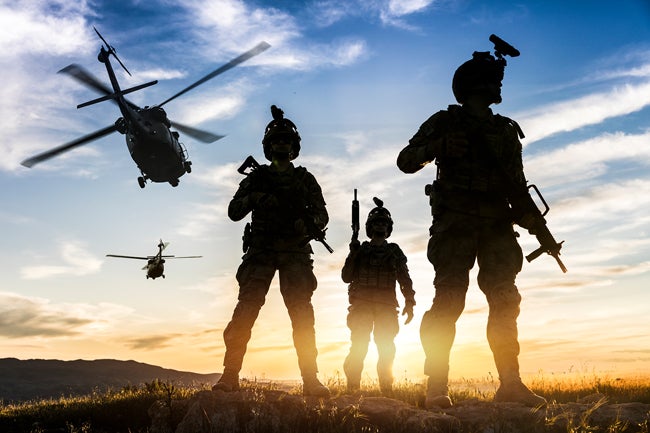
[106,239,201,279]
[21,28,270,188]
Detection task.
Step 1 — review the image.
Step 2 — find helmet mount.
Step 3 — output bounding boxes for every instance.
[452,34,519,105]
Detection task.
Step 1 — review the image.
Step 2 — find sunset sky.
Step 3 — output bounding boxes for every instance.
[1,0,649,384]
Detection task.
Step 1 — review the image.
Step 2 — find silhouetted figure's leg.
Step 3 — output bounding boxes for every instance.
[343,301,373,392]
[279,254,330,398]
[478,227,546,407]
[374,305,399,394]
[214,257,274,392]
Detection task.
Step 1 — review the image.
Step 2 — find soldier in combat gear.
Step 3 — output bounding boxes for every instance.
[213,105,330,398]
[396,35,546,409]
[341,197,415,395]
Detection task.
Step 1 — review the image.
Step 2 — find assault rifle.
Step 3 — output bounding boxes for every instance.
[512,184,567,273]
[236,155,333,254]
[351,188,360,242]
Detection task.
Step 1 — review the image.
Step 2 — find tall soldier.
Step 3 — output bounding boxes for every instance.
[396,36,547,409]
[213,105,330,397]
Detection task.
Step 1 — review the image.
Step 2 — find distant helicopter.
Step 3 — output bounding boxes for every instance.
[21,28,270,188]
[106,240,201,279]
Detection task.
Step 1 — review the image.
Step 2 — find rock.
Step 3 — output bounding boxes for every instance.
[148,389,650,433]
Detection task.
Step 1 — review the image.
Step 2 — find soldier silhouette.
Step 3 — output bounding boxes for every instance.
[397,35,546,409]
[341,197,415,395]
[213,105,330,398]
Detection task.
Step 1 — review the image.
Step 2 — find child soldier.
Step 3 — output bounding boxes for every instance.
[341,197,415,394]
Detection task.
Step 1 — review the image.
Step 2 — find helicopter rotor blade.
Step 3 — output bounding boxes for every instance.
[170,121,225,143]
[21,124,118,168]
[158,41,271,108]
[106,254,149,260]
[166,256,202,259]
[59,64,141,110]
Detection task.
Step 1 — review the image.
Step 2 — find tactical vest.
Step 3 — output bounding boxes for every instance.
[431,105,524,219]
[248,164,311,245]
[350,242,403,292]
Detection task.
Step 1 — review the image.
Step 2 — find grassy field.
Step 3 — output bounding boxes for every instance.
[1,373,648,432]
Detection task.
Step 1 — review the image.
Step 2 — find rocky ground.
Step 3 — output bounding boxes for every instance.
[148,388,650,433]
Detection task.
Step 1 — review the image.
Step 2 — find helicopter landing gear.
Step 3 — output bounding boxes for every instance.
[184,161,192,173]
[138,176,146,188]
[169,179,179,187]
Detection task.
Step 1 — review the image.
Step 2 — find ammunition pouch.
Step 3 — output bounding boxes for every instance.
[242,222,251,253]
[424,180,444,217]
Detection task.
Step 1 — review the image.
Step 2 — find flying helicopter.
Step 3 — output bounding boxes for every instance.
[106,239,201,279]
[21,28,270,188]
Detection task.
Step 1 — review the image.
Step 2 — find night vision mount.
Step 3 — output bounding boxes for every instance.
[489,34,520,63]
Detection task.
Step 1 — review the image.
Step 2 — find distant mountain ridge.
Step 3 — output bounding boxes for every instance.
[0,358,221,402]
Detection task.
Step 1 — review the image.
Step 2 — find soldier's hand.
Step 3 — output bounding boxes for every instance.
[294,218,307,235]
[349,239,360,252]
[402,303,414,325]
[444,132,469,157]
[517,212,538,235]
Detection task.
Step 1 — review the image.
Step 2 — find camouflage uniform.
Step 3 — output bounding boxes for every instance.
[222,161,328,383]
[397,103,528,399]
[341,240,415,392]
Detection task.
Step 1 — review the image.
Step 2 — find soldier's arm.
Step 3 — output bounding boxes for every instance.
[392,244,415,304]
[397,113,446,174]
[305,172,329,229]
[228,177,257,222]
[341,248,359,283]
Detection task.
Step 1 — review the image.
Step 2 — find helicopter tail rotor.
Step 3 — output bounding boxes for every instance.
[94,27,131,76]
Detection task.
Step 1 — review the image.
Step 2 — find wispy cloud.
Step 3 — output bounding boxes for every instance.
[518,80,650,145]
[20,241,102,279]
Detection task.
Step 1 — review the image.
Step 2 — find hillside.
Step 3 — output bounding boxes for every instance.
[0,358,220,402]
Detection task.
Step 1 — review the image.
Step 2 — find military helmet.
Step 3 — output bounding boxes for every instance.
[452,51,505,104]
[365,197,393,238]
[262,105,301,161]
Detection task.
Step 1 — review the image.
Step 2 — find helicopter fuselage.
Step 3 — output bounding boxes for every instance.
[145,258,165,279]
[118,105,189,187]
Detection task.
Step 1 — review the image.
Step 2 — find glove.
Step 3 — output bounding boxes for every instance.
[402,302,414,325]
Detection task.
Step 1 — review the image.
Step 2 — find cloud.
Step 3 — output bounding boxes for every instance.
[517,81,650,144]
[0,292,92,338]
[126,334,183,350]
[20,241,103,279]
[0,1,93,58]
[0,292,135,339]
[524,130,650,187]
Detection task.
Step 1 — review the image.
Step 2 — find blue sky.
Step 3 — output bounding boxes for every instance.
[1,0,649,382]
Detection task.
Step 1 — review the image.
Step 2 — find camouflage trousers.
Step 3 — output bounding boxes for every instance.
[421,212,524,386]
[222,250,320,377]
[344,299,399,387]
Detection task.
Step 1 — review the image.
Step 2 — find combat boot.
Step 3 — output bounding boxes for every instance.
[303,375,331,398]
[494,378,547,407]
[424,377,452,409]
[346,377,360,393]
[379,377,393,396]
[211,369,240,392]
